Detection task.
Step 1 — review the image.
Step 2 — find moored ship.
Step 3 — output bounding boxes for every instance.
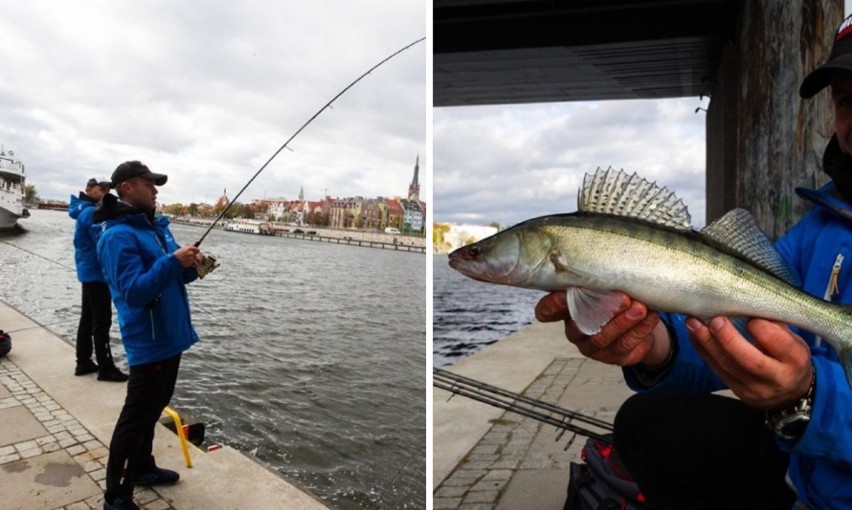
[0,149,28,231]
[224,220,274,235]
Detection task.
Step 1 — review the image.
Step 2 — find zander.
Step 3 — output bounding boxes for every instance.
[449,167,852,387]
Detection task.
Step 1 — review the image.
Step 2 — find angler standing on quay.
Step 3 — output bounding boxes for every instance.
[94,161,213,510]
[68,177,128,382]
[530,15,852,509]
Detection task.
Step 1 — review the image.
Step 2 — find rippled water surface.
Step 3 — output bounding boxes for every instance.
[0,210,426,509]
[432,254,543,368]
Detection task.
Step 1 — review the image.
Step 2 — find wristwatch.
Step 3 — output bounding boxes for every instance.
[766,364,816,441]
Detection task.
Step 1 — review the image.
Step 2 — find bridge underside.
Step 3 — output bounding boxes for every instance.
[434,0,740,107]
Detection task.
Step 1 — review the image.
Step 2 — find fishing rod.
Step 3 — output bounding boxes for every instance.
[4,318,82,334]
[374,444,425,508]
[0,239,75,272]
[434,368,614,444]
[193,36,426,249]
[0,239,216,316]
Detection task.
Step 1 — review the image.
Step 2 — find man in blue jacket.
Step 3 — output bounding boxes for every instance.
[94,161,204,510]
[68,177,128,381]
[536,16,852,510]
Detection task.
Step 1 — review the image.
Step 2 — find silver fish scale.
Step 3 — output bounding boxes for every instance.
[542,215,847,340]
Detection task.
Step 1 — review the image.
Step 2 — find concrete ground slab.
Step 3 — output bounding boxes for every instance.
[496,468,568,510]
[1,450,101,510]
[0,405,49,446]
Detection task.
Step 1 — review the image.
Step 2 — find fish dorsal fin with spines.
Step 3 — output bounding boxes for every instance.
[579,167,692,230]
[699,208,801,287]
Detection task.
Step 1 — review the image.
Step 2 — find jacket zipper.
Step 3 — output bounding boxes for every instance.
[817,253,844,348]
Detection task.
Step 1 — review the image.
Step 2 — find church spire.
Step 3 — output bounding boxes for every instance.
[408,155,420,201]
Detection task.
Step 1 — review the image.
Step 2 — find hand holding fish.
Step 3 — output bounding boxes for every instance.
[535,291,672,367]
[686,316,814,410]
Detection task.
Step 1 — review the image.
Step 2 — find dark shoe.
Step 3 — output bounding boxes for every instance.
[134,466,180,486]
[98,365,129,382]
[103,496,140,510]
[75,359,99,376]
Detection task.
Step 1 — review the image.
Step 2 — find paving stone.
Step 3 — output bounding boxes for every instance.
[470,477,509,493]
[452,469,487,480]
[435,486,468,498]
[441,477,475,488]
[459,460,493,471]
[143,498,173,510]
[15,439,38,452]
[0,452,21,464]
[59,437,79,448]
[67,444,87,456]
[489,459,519,470]
[470,444,499,455]
[483,469,513,481]
[20,447,42,459]
[458,504,495,510]
[433,497,462,509]
[463,489,499,503]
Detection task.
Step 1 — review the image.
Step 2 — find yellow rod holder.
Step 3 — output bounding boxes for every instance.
[163,406,193,468]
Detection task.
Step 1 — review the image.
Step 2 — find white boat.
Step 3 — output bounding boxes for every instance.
[0,149,28,231]
[224,221,274,235]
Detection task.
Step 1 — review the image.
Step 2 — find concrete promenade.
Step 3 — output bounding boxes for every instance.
[433,320,634,510]
[0,300,328,510]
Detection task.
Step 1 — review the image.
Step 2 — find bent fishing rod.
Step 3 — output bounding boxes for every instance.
[193,36,426,249]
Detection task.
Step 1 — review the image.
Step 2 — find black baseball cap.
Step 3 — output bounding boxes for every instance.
[801,14,852,98]
[111,161,168,188]
[86,177,110,188]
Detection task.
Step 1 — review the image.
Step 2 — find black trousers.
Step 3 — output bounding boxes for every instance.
[613,392,796,510]
[76,281,114,366]
[105,354,181,502]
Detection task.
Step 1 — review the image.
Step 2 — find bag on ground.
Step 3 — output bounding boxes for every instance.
[564,435,646,510]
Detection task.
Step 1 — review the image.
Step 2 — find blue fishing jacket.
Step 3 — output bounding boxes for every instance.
[94,195,199,366]
[68,193,104,283]
[624,182,852,509]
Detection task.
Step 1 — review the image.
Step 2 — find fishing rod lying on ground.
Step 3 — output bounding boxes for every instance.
[433,368,614,444]
[193,36,426,278]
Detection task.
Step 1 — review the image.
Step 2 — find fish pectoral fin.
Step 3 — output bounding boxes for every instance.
[550,251,571,273]
[566,287,624,336]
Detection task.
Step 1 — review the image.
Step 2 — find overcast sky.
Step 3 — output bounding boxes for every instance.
[433,97,709,229]
[0,1,427,206]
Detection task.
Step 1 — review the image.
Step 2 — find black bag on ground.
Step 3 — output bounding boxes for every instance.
[564,435,646,510]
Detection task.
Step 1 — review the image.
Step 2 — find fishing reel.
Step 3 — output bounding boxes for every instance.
[196,254,220,279]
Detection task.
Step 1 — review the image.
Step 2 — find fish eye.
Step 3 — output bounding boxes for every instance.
[468,245,482,258]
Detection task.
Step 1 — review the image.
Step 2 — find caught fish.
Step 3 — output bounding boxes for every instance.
[449,167,852,386]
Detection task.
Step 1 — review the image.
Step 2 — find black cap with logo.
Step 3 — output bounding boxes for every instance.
[801,14,852,98]
[110,161,168,188]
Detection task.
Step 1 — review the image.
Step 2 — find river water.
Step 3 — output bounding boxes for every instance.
[432,254,543,369]
[0,210,426,510]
